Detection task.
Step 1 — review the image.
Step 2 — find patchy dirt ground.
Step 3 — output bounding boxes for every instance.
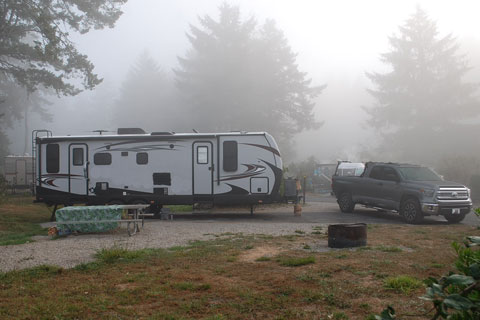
[1,224,479,319]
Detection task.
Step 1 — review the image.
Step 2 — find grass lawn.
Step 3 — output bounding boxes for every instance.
[1,222,479,319]
[0,196,51,245]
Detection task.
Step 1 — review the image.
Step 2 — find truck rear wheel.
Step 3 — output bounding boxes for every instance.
[338,192,355,213]
[400,198,423,224]
[444,212,466,224]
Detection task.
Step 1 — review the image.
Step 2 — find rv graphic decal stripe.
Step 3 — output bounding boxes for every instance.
[260,160,283,196]
[40,173,83,188]
[217,164,266,182]
[99,146,180,152]
[96,140,183,151]
[221,184,249,195]
[240,143,281,156]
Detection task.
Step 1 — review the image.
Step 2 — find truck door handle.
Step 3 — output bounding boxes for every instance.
[377,182,383,186]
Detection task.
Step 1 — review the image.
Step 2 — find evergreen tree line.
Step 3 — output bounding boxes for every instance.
[113,5,479,164]
[1,3,479,168]
[113,4,324,157]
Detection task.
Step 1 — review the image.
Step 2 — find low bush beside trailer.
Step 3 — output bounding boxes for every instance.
[34,130,283,212]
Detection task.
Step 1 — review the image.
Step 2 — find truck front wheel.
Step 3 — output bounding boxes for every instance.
[338,192,355,213]
[400,198,423,224]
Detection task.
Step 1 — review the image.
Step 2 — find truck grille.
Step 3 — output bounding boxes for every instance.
[437,187,469,200]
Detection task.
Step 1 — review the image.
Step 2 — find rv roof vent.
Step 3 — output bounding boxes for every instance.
[117,128,146,135]
[151,132,174,136]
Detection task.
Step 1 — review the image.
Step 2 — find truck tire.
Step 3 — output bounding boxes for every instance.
[400,198,423,224]
[444,212,466,224]
[338,192,355,213]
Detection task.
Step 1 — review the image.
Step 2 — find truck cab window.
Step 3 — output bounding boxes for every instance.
[369,166,383,180]
[383,167,399,181]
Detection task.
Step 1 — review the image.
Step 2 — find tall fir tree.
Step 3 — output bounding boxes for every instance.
[0,0,127,163]
[175,4,324,156]
[0,0,127,96]
[113,51,178,131]
[365,7,479,163]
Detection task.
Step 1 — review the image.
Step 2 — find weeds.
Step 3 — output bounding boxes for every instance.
[0,196,50,245]
[375,245,403,253]
[172,282,211,291]
[384,275,422,294]
[278,256,315,267]
[1,222,476,320]
[95,247,155,264]
[0,265,63,284]
[255,256,271,262]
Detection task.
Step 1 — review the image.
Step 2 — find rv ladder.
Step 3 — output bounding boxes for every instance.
[31,130,52,195]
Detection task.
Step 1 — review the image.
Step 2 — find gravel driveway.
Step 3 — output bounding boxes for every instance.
[0,220,325,272]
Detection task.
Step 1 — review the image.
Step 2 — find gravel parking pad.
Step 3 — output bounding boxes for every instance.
[0,221,325,272]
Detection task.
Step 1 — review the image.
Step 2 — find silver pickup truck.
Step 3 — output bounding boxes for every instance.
[331,162,472,223]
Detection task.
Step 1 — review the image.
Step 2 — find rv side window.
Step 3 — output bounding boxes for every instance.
[197,147,208,164]
[223,141,238,172]
[94,153,112,165]
[72,148,84,166]
[46,144,60,173]
[136,152,148,165]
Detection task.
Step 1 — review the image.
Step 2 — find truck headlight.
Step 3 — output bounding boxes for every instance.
[420,188,435,197]
[467,188,471,198]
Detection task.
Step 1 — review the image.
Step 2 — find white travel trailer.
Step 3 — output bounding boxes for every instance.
[34,129,283,209]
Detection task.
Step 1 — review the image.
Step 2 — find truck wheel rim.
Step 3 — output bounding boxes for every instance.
[404,203,416,221]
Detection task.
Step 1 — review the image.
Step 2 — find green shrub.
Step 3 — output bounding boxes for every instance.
[378,235,480,319]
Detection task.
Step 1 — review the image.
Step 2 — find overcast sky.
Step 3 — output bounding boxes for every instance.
[8,0,480,162]
[75,0,480,84]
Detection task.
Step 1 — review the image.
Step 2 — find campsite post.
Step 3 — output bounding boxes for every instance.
[303,175,306,204]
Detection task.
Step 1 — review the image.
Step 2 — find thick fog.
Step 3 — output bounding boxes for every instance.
[4,0,480,180]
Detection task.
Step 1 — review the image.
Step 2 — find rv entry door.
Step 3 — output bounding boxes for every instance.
[193,142,213,195]
[69,144,88,195]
